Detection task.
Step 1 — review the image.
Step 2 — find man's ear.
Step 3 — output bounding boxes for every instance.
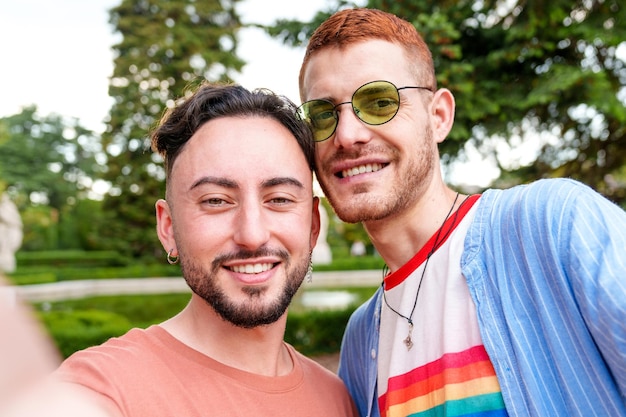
[310,196,321,249]
[430,88,456,144]
[155,199,176,256]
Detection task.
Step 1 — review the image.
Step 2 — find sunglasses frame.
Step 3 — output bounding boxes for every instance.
[297,80,433,142]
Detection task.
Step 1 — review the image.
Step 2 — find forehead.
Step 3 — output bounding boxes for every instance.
[169,116,312,191]
[302,40,412,101]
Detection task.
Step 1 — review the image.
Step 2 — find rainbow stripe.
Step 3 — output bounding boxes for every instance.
[379,346,508,417]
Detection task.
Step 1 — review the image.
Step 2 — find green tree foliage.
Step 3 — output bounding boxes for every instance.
[0,107,105,250]
[267,0,626,205]
[101,0,244,258]
[0,106,102,208]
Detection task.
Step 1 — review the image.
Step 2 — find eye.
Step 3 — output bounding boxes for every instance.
[363,96,399,116]
[265,191,301,210]
[374,98,397,109]
[201,197,229,207]
[268,196,294,205]
[311,110,336,129]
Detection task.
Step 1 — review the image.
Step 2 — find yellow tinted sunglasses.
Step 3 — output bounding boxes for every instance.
[297,80,432,142]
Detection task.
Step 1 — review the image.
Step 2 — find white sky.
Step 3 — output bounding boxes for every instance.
[0,0,498,186]
[0,0,335,132]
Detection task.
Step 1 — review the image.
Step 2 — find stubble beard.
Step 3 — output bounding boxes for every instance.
[319,127,436,224]
[179,248,309,329]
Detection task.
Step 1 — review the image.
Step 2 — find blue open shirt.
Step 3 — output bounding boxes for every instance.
[338,178,626,417]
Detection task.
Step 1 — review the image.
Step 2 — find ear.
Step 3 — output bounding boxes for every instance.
[309,196,321,249]
[430,88,456,144]
[155,199,176,256]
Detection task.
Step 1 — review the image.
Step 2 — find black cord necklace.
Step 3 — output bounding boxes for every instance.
[381,192,467,351]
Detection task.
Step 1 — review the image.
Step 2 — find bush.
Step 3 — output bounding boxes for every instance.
[51,263,181,281]
[315,255,385,271]
[16,250,130,268]
[285,309,353,356]
[40,307,354,359]
[33,290,375,358]
[11,263,181,284]
[38,309,133,358]
[6,272,58,285]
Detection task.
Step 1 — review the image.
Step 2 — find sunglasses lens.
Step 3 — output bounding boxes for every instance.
[352,81,400,125]
[297,100,337,141]
[298,81,402,141]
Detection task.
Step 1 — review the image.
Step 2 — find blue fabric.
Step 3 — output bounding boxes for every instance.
[338,179,626,417]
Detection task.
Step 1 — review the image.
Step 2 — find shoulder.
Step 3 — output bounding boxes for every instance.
[482,178,590,208]
[289,345,352,396]
[55,326,166,382]
[290,346,340,380]
[475,178,623,225]
[465,179,620,254]
[465,178,626,262]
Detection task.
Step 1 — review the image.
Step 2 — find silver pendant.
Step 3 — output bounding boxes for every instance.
[403,322,414,350]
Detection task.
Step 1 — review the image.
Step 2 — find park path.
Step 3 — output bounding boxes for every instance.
[7,270,381,303]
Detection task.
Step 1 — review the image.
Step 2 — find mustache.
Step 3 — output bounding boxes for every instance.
[324,144,392,164]
[211,247,290,267]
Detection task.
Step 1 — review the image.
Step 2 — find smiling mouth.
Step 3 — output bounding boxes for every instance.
[227,263,275,274]
[339,163,385,179]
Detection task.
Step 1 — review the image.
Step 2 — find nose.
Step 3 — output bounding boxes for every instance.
[232,203,270,250]
[331,103,373,149]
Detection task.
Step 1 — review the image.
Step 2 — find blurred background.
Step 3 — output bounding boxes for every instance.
[1,0,625,360]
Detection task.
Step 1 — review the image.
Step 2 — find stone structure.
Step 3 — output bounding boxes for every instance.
[0,193,23,273]
[311,202,332,265]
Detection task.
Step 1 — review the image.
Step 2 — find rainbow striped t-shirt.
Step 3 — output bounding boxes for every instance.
[378,195,508,416]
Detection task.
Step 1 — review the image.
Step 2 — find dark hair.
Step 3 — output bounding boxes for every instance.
[151,82,315,180]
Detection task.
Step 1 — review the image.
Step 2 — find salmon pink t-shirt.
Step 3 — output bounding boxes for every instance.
[55,325,356,417]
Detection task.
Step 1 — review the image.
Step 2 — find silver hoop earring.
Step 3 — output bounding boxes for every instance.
[167,249,179,265]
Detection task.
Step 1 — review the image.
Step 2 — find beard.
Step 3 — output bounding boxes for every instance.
[318,125,435,223]
[179,247,309,329]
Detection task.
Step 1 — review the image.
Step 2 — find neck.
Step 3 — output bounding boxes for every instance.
[160,296,293,376]
[365,187,463,273]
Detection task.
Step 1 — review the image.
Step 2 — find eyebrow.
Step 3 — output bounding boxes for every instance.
[189,176,305,192]
[190,176,237,191]
[262,177,305,189]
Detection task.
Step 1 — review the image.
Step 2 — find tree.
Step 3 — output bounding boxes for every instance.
[101,0,245,258]
[0,106,103,208]
[0,106,104,250]
[266,0,626,205]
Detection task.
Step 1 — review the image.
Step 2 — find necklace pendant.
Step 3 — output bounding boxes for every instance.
[403,322,414,350]
[403,335,413,350]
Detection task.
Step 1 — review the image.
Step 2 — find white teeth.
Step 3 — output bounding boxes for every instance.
[342,163,383,178]
[230,263,273,274]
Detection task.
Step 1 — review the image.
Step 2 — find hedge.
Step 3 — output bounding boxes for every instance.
[285,309,353,356]
[16,250,130,268]
[38,309,133,358]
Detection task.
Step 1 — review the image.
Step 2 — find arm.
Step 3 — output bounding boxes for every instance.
[2,381,119,417]
[563,180,626,394]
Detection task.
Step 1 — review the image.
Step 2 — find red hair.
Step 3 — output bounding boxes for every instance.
[299,8,435,97]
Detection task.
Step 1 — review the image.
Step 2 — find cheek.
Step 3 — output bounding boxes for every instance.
[175,216,229,252]
[279,215,314,246]
[315,139,333,157]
